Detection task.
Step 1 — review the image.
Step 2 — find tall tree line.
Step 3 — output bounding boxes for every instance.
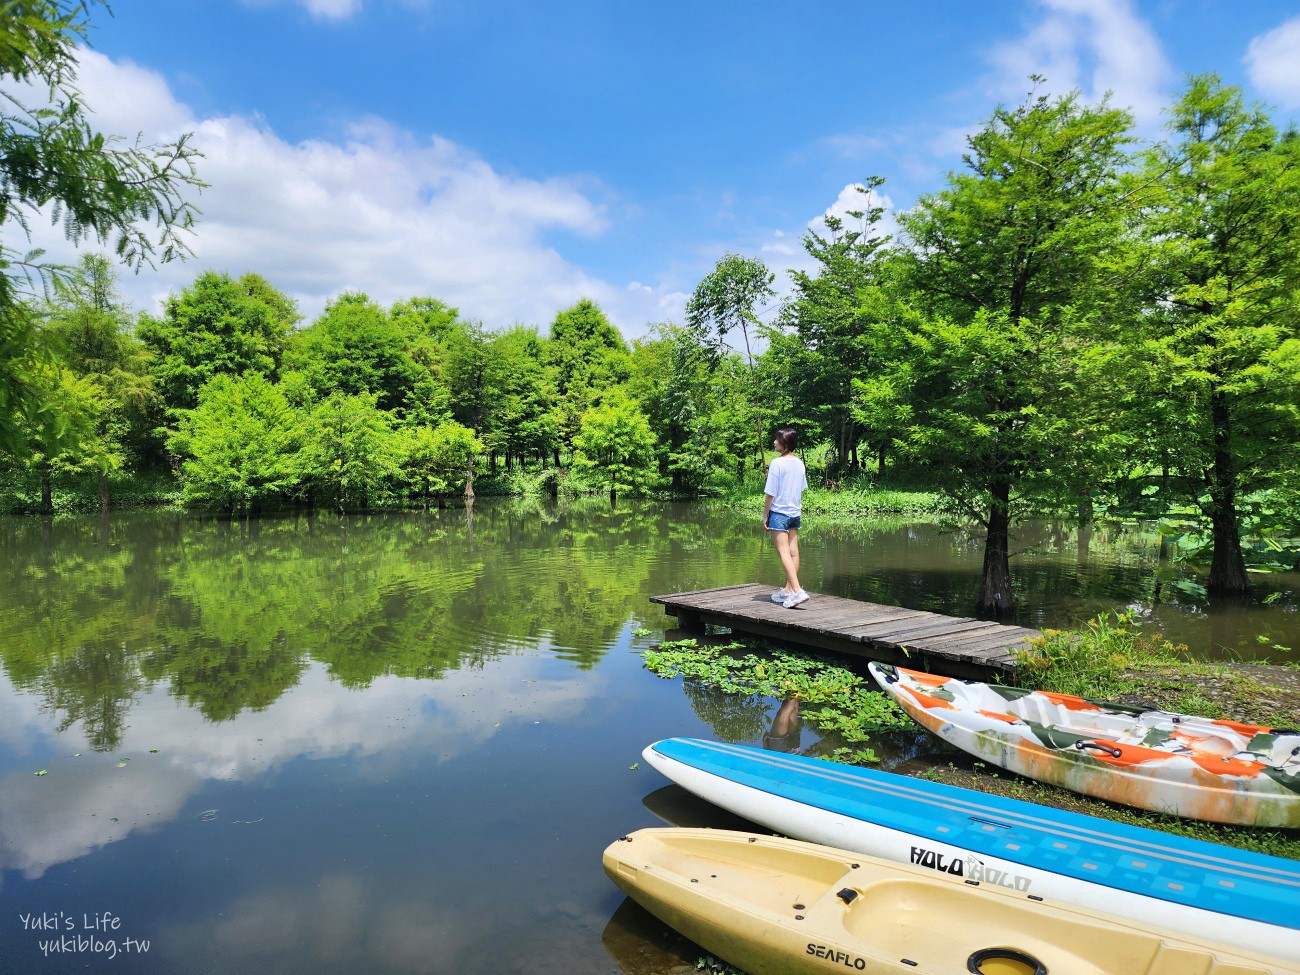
[2,8,1296,621]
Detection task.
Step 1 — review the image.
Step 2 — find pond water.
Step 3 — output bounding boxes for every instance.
[0,502,1296,974]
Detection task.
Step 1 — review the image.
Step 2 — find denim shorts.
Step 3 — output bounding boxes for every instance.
[766,511,802,532]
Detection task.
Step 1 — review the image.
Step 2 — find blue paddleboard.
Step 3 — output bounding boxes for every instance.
[645,737,1300,961]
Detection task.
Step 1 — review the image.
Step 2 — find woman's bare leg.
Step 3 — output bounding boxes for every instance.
[788,529,800,586]
[772,530,802,593]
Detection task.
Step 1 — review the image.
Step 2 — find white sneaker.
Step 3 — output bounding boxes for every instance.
[782,590,810,609]
[770,589,789,603]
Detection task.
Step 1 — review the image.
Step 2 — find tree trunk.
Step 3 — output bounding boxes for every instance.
[99,471,110,512]
[976,479,1014,618]
[877,441,886,476]
[1206,392,1250,598]
[464,464,476,502]
[1076,494,1094,528]
[553,448,561,468]
[39,466,52,513]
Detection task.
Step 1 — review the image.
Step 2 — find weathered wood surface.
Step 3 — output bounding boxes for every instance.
[650,583,1039,679]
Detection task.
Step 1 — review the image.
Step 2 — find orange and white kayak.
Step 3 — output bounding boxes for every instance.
[870,662,1300,827]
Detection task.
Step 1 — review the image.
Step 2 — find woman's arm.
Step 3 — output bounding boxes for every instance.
[762,493,773,530]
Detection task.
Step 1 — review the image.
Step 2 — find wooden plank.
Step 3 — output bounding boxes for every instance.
[651,583,763,606]
[863,618,994,643]
[840,612,936,638]
[918,624,1038,649]
[891,622,1012,648]
[650,585,1036,679]
[913,632,1037,656]
[671,585,769,608]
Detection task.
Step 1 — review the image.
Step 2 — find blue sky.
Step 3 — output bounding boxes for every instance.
[33,1,1300,335]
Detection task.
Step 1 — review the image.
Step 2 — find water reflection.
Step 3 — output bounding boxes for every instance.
[1,501,1297,973]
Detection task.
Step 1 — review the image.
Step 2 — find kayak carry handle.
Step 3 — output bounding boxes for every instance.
[1074,740,1123,759]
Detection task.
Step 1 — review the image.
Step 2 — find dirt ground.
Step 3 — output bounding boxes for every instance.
[1111,662,1300,729]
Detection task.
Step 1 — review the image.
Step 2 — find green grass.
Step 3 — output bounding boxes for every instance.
[1015,611,1299,728]
[709,476,945,518]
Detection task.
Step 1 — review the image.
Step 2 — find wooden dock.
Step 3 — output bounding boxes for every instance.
[650,584,1040,679]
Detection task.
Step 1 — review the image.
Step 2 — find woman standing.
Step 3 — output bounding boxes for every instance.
[762,428,809,608]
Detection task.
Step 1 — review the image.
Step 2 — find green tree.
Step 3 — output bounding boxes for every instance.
[15,365,104,510]
[1129,77,1300,598]
[488,326,557,469]
[629,325,731,493]
[42,255,160,491]
[686,253,775,471]
[400,421,484,502]
[170,372,303,511]
[0,0,201,454]
[442,320,501,436]
[291,292,425,414]
[138,271,297,414]
[888,85,1137,617]
[300,391,400,508]
[780,180,894,474]
[571,390,657,503]
[545,299,628,453]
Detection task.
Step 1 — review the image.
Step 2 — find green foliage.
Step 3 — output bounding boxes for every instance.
[1016,611,1297,728]
[484,326,557,460]
[641,639,910,757]
[138,271,297,413]
[779,179,898,474]
[711,480,943,518]
[0,1,201,455]
[289,291,423,414]
[1122,76,1300,595]
[399,421,484,499]
[872,84,1139,612]
[571,389,658,499]
[686,253,775,369]
[171,372,303,510]
[546,298,628,447]
[300,391,401,508]
[40,255,161,472]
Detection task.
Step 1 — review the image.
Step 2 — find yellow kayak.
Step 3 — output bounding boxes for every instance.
[603,828,1299,975]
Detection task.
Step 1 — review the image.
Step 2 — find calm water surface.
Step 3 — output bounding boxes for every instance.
[1,502,1297,974]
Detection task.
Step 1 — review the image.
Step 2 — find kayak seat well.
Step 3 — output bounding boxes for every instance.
[838,877,1220,973]
[649,832,850,914]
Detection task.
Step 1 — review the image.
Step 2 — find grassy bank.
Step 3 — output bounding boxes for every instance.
[709,475,945,518]
[1016,612,1299,729]
[0,473,183,514]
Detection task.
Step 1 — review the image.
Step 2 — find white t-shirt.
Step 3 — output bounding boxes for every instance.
[764,455,808,516]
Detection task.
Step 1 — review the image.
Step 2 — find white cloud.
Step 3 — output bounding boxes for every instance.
[1245,16,1300,110]
[20,50,678,334]
[0,653,603,879]
[242,0,362,22]
[988,0,1172,126]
